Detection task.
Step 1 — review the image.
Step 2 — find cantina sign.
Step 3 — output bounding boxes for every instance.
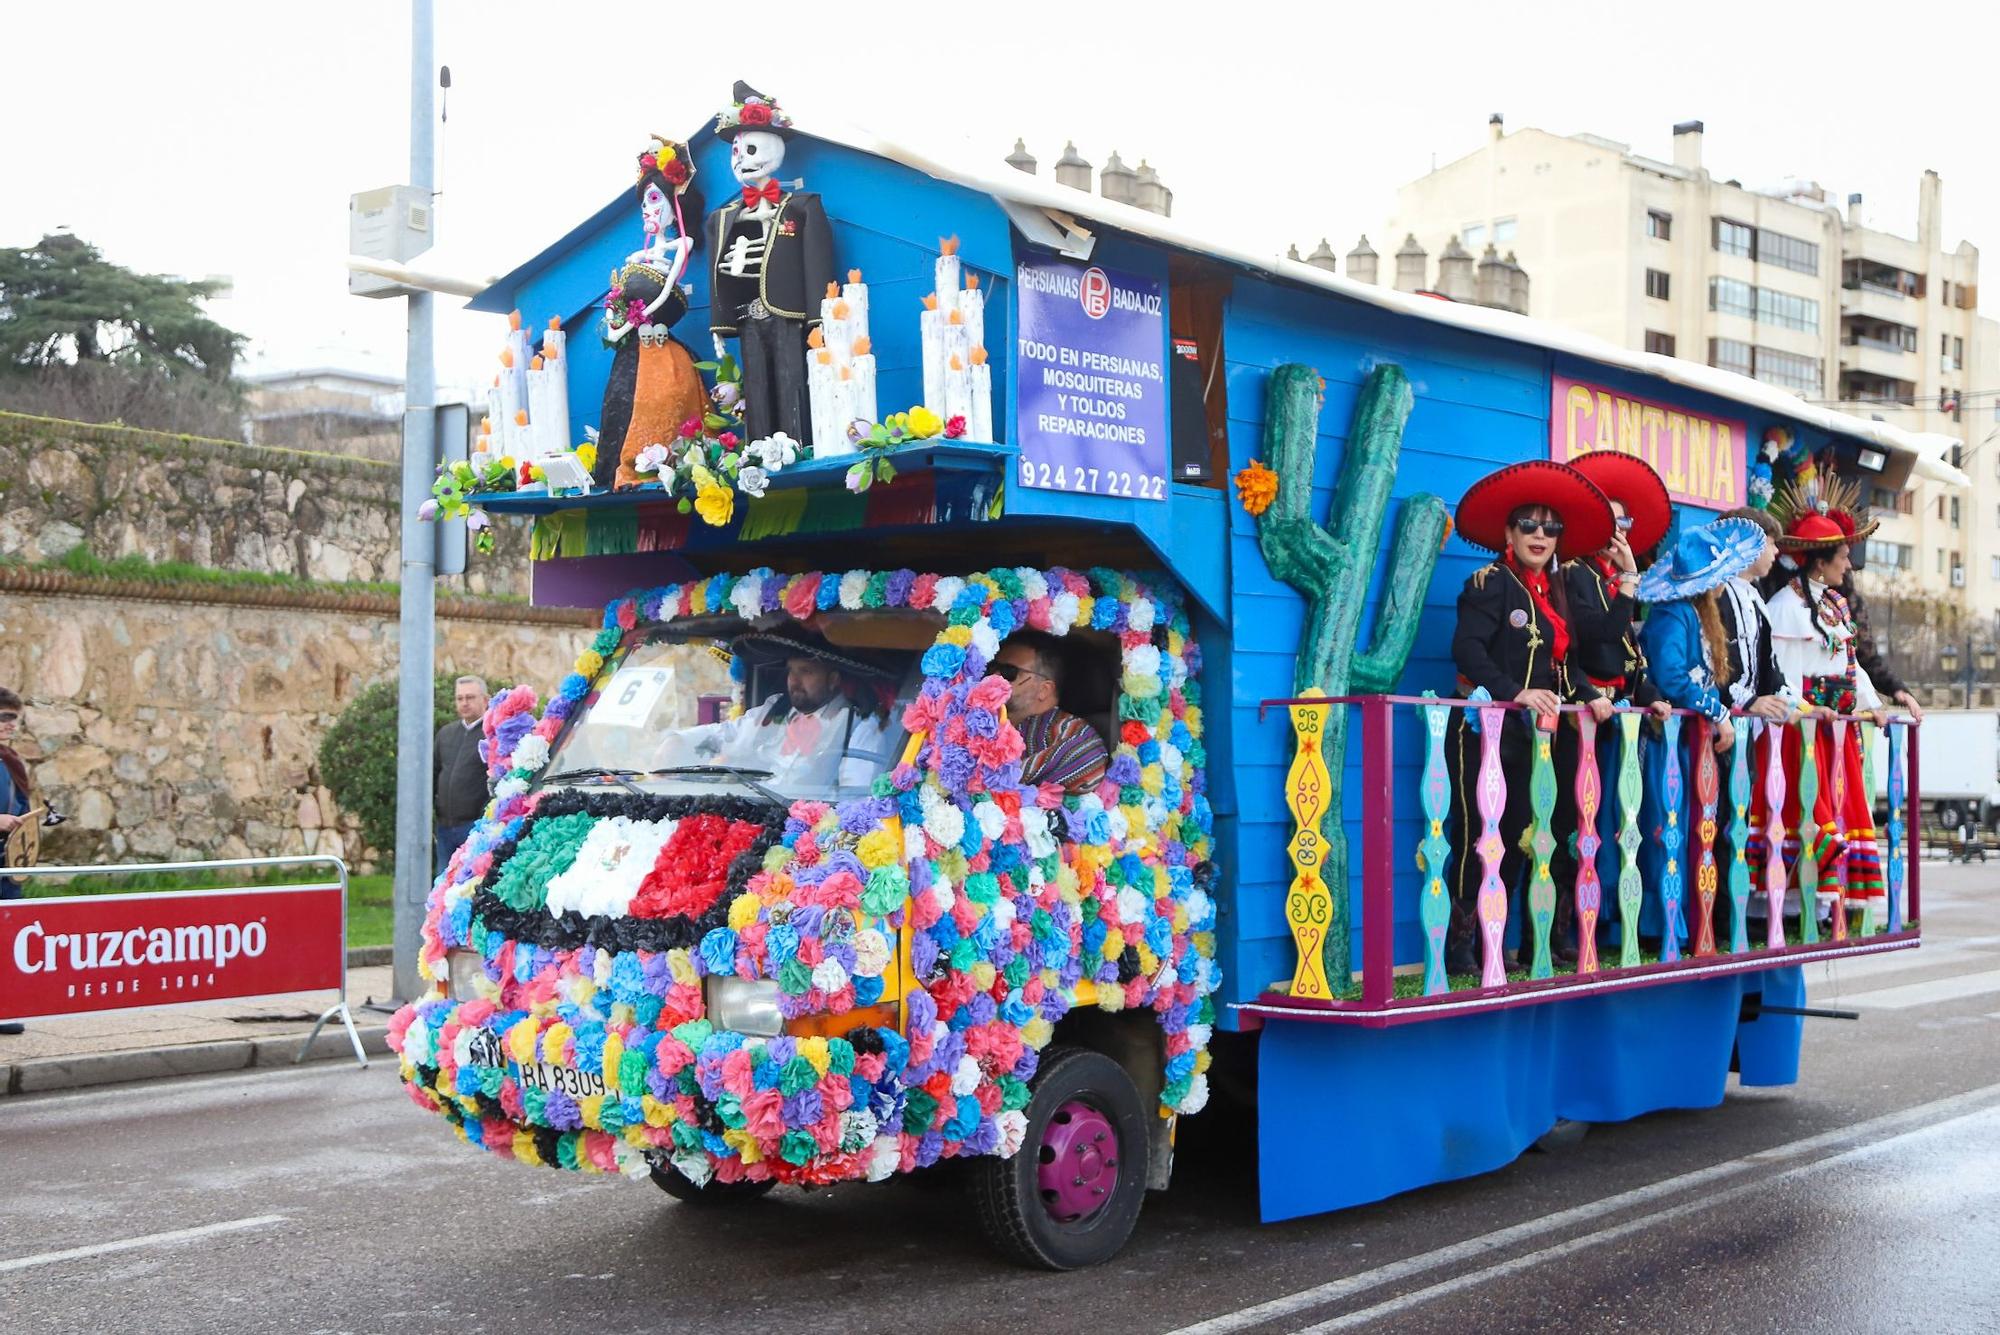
[1551,375,1746,509]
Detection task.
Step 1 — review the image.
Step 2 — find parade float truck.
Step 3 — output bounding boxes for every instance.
[389,87,1955,1268]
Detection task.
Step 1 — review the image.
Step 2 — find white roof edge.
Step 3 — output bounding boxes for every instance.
[795,107,1971,493]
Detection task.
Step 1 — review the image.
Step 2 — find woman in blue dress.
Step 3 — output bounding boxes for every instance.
[1634,519,1768,951]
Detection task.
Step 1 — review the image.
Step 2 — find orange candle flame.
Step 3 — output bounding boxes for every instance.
[847,268,863,284]
[832,300,850,319]
[807,326,825,349]
[825,281,840,298]
[970,345,989,366]
[939,235,960,256]
[949,354,964,371]
[508,310,523,330]
[923,293,938,311]
[853,336,872,356]
[530,355,544,371]
[966,274,981,291]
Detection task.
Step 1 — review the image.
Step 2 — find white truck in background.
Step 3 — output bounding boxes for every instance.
[1873,710,2000,832]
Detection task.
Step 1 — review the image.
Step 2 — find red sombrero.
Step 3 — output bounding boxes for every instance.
[1454,460,1615,561]
[1774,512,1852,553]
[1569,451,1672,555]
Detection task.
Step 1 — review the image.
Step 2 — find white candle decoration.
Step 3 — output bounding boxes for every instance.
[541,317,571,451]
[935,237,962,318]
[841,269,869,346]
[943,353,972,424]
[525,356,554,456]
[807,347,836,456]
[969,349,993,443]
[496,350,525,457]
[959,274,986,355]
[920,299,945,416]
[848,337,878,431]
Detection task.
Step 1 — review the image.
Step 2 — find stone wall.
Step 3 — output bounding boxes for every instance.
[0,416,727,873]
[0,413,531,597]
[0,576,626,870]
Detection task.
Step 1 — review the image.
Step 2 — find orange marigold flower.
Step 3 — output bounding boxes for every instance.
[1235,458,1279,516]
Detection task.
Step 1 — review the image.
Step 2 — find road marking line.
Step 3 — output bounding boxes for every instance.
[0,1215,287,1274]
[1836,968,2000,1010]
[1292,1101,2000,1332]
[1161,1081,2000,1335]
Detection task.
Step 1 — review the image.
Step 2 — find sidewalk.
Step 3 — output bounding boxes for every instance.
[2,958,399,1097]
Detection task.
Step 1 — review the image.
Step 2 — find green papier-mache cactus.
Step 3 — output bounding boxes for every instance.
[1252,363,1451,991]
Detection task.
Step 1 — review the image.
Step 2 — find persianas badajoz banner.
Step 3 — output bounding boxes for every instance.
[1552,375,1747,509]
[0,885,345,1022]
[1015,257,1168,500]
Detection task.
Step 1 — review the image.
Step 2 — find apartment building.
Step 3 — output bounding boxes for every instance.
[1381,117,1998,644]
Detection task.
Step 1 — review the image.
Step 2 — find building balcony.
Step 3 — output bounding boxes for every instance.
[1839,339,1918,381]
[1840,283,1917,325]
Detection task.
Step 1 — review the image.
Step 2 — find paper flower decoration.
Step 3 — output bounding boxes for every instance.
[1234,459,1279,516]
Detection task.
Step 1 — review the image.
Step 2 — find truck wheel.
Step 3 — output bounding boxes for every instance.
[1937,803,1963,832]
[971,1045,1150,1270]
[649,1165,777,1206]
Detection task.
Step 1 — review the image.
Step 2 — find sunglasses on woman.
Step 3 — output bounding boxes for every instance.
[1510,518,1565,538]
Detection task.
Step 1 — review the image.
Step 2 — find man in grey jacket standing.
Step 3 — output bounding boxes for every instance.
[433,676,490,878]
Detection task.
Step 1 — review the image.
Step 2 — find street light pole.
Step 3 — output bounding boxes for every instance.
[391,0,439,1004]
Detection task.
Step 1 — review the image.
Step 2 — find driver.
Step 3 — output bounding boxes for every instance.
[666,629,891,791]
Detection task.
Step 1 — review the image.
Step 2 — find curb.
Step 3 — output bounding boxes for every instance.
[347,945,392,968]
[3,1025,391,1098]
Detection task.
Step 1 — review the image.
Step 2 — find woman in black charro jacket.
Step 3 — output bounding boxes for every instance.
[1442,461,1616,977]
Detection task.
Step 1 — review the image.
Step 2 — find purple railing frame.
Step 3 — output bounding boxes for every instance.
[1246,694,1923,1027]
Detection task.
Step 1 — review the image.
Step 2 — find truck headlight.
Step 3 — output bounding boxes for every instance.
[447,949,487,1001]
[705,978,783,1035]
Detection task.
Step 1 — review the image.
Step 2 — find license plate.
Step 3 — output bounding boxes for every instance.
[518,1062,605,1098]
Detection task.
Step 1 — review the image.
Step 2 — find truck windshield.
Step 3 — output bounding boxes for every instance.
[545,629,915,801]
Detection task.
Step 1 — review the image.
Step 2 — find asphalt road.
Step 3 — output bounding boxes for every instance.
[3,861,1995,1335]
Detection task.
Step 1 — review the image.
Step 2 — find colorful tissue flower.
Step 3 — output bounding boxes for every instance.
[389,563,1217,1195]
[1234,458,1279,516]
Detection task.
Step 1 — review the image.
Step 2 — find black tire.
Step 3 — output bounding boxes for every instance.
[971,1045,1150,1270]
[649,1165,777,1206]
[1937,803,1963,832]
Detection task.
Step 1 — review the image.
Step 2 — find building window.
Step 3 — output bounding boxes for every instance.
[1867,485,1914,516]
[1938,548,1947,574]
[1756,287,1819,333]
[1715,218,1754,257]
[1462,223,1487,249]
[1951,497,1961,528]
[1709,337,1755,378]
[1647,210,1673,240]
[1709,277,1817,332]
[1866,539,1915,571]
[1752,347,1823,396]
[1991,555,2000,581]
[1645,330,1677,356]
[1757,230,1820,275]
[1646,269,1671,300]
[1493,217,1517,245]
[1710,277,1756,318]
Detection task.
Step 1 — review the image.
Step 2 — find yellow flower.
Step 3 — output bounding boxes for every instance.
[575,442,598,473]
[1235,458,1280,516]
[695,480,735,527]
[855,828,899,869]
[575,650,605,679]
[666,948,699,987]
[907,405,945,438]
[727,892,761,932]
[797,1036,832,1076]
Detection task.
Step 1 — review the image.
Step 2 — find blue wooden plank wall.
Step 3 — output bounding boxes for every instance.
[1209,286,1858,1021]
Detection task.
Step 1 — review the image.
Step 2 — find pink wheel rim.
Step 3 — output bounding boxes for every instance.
[1036,1098,1120,1223]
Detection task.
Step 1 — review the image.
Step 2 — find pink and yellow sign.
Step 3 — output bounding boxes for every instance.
[1551,376,1746,510]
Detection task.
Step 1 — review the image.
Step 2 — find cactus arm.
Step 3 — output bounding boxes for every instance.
[1351,495,1452,693]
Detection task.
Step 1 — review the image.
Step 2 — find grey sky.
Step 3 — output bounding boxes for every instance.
[5,0,1994,392]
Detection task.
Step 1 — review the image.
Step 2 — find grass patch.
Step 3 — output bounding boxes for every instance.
[21,869,396,949]
[49,543,401,597]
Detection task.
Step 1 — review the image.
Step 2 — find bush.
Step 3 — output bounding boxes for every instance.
[319,674,491,854]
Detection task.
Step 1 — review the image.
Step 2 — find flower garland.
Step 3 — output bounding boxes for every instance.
[842,406,966,493]
[630,422,805,525]
[389,564,1217,1189]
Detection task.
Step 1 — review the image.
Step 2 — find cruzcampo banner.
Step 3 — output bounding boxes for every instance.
[1014,257,1168,501]
[1551,375,1746,510]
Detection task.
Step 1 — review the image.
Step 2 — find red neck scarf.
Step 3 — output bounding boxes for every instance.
[1504,551,1571,662]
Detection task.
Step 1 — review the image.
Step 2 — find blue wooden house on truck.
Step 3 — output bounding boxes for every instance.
[392,95,1962,1265]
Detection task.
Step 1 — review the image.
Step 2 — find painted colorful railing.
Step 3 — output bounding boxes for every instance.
[1249,694,1921,1025]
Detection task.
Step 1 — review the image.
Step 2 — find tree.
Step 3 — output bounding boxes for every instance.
[0,233,247,437]
[0,233,242,379]
[319,674,494,855]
